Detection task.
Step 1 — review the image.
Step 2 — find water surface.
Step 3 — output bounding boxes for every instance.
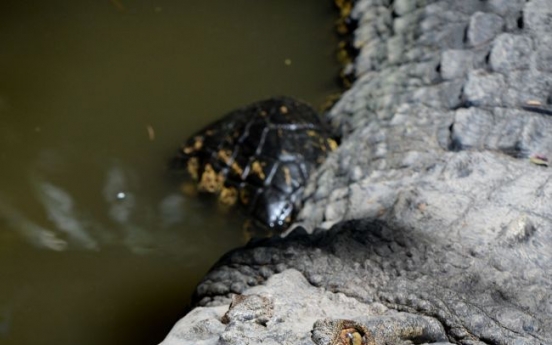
[0,1,340,344]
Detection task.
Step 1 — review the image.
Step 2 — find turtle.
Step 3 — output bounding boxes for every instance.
[171,96,337,231]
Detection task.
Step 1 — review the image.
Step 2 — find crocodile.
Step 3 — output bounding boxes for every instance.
[160,0,552,344]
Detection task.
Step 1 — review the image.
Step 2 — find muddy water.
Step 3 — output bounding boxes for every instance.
[0,1,340,344]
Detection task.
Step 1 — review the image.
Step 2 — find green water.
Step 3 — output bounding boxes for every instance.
[0,1,341,344]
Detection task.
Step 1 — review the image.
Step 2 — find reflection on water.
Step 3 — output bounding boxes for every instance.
[0,0,340,344]
[1,161,212,253]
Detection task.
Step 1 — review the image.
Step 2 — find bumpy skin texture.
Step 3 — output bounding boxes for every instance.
[161,1,552,344]
[172,97,335,230]
[192,221,551,344]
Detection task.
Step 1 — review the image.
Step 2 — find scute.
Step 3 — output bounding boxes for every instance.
[172,96,336,231]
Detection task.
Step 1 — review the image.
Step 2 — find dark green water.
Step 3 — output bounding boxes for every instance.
[0,1,341,344]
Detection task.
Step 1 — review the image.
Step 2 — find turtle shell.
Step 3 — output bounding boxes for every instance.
[172,97,337,231]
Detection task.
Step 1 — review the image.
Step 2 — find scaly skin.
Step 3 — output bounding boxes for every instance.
[161,1,552,344]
